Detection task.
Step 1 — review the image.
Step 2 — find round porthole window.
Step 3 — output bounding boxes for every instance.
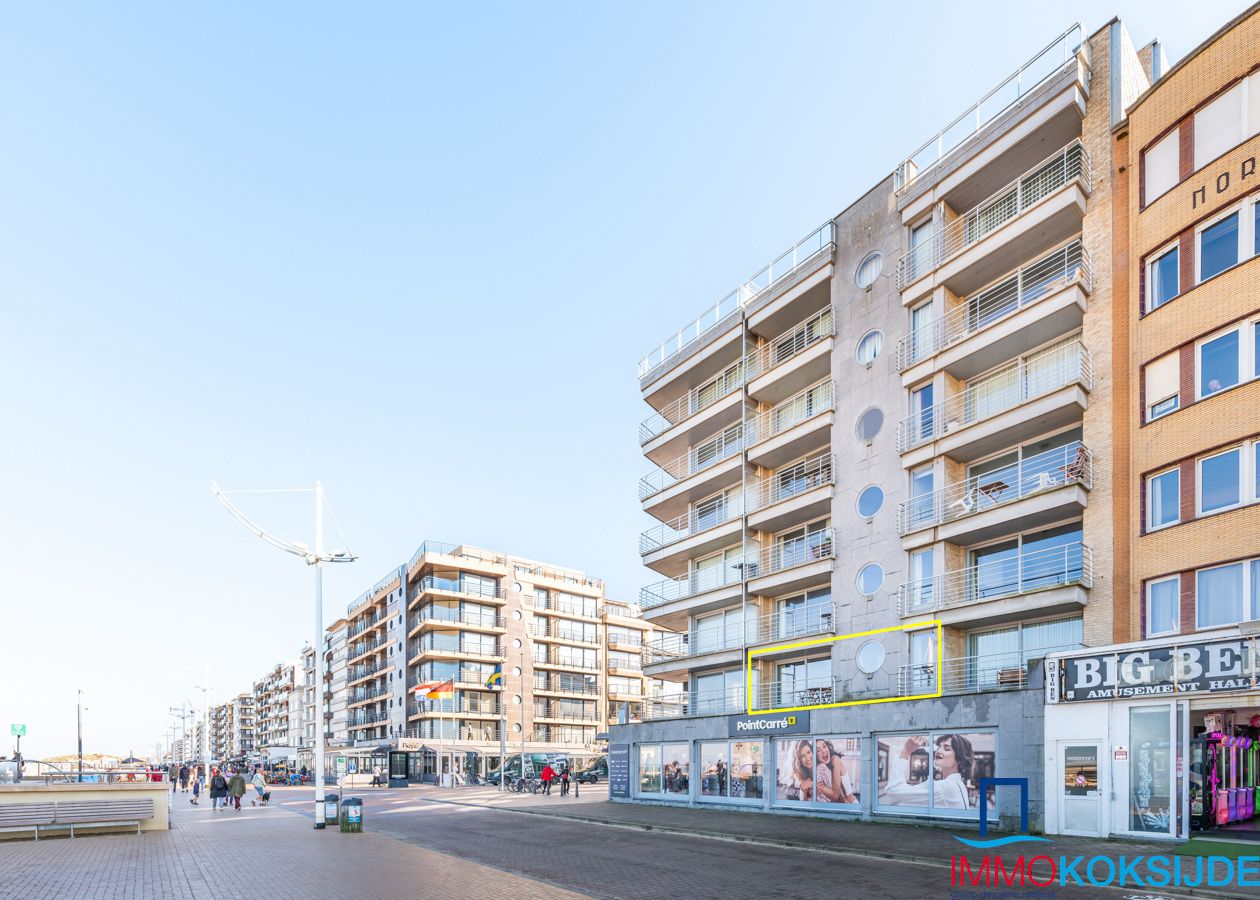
[855,251,883,289]
[512,638,523,649]
[514,581,523,592]
[857,485,884,518]
[511,723,522,734]
[856,640,886,674]
[511,610,523,621]
[857,563,884,596]
[856,330,883,364]
[512,666,522,677]
[513,695,523,705]
[855,407,884,442]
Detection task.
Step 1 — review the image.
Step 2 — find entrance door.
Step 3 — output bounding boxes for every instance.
[1058,741,1103,836]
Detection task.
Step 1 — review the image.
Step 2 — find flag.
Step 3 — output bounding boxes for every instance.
[412,680,454,699]
[485,665,503,689]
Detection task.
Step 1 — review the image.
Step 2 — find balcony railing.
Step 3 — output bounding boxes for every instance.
[898,648,1075,696]
[348,663,382,682]
[535,679,601,697]
[894,24,1085,191]
[896,140,1092,290]
[348,711,391,727]
[534,705,601,723]
[639,365,744,445]
[745,307,836,381]
[643,625,745,664]
[536,653,600,671]
[532,620,600,644]
[528,728,595,746]
[410,638,502,660]
[746,452,834,514]
[897,340,1091,452]
[411,575,502,602]
[405,723,504,742]
[409,697,502,717]
[605,630,644,648]
[412,607,505,630]
[639,420,752,501]
[639,495,744,554]
[898,541,1093,617]
[895,240,1091,371]
[749,601,835,645]
[347,686,387,704]
[751,675,836,712]
[408,540,507,571]
[898,441,1092,534]
[347,612,383,639]
[745,528,835,579]
[638,221,836,380]
[639,562,743,610]
[410,669,498,690]
[349,637,383,659]
[747,380,834,448]
[643,688,744,720]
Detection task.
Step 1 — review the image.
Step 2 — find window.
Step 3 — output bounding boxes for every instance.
[910,383,935,444]
[1146,577,1180,637]
[637,743,689,797]
[908,465,935,530]
[775,736,862,807]
[1194,83,1243,169]
[1197,447,1242,515]
[855,407,884,442]
[856,330,883,364]
[856,485,884,518]
[875,730,996,816]
[1146,468,1180,531]
[1195,560,1260,629]
[1198,328,1240,398]
[855,252,883,289]
[1144,352,1180,420]
[699,739,763,801]
[856,563,884,596]
[907,219,935,282]
[1144,129,1180,202]
[1145,244,1179,312]
[906,549,935,612]
[1198,210,1240,282]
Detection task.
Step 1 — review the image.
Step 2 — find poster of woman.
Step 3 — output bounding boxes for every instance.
[775,738,861,804]
[877,733,995,811]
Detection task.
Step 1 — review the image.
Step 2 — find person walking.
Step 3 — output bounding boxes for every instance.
[250,766,267,806]
[560,765,571,797]
[539,763,555,796]
[209,767,228,811]
[178,763,190,793]
[227,769,247,812]
[170,764,179,794]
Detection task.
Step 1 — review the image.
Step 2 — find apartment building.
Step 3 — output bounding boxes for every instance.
[323,540,665,784]
[615,19,1159,830]
[253,661,300,763]
[1045,4,1260,841]
[322,618,350,751]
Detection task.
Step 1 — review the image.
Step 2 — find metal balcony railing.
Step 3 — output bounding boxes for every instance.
[410,668,498,690]
[749,602,836,645]
[348,612,382,639]
[639,363,745,445]
[348,636,383,659]
[531,620,600,644]
[528,728,595,746]
[406,723,503,742]
[639,420,752,501]
[639,495,744,554]
[639,563,743,610]
[408,540,507,571]
[746,528,836,579]
[745,307,836,381]
[896,140,1092,290]
[898,648,1070,696]
[412,606,505,630]
[348,711,390,727]
[644,687,745,721]
[410,638,502,660]
[535,653,600,671]
[894,24,1086,191]
[897,340,1091,452]
[746,452,834,513]
[898,441,1092,534]
[895,240,1092,371]
[410,575,502,602]
[605,630,644,648]
[535,679,602,696]
[751,675,836,712]
[534,705,601,723]
[638,221,837,380]
[524,563,604,590]
[348,663,382,682]
[347,686,387,705]
[748,380,835,448]
[409,697,503,717]
[524,594,599,618]
[643,625,745,664]
[898,541,1093,617]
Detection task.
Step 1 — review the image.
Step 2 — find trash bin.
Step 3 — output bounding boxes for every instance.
[323,793,340,827]
[339,797,363,833]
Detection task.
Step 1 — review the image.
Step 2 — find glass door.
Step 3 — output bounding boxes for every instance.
[1058,742,1103,836]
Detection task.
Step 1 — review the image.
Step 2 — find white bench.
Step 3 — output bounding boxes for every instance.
[0,802,57,840]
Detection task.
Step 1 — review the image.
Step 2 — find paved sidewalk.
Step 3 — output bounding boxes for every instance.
[0,790,585,900]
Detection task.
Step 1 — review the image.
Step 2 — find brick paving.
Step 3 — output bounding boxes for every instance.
[0,789,585,900]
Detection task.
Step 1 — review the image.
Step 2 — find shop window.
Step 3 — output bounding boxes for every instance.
[1145,577,1179,637]
[1145,244,1179,312]
[774,736,861,807]
[1128,706,1173,833]
[637,742,689,798]
[1143,351,1179,421]
[1197,447,1242,515]
[1146,468,1180,531]
[698,739,763,801]
[875,732,996,816]
[1143,130,1179,203]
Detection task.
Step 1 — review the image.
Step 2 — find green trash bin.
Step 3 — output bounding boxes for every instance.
[339,797,363,833]
[322,793,340,828]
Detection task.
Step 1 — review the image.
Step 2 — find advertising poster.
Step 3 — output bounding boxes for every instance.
[1064,745,1099,796]
[775,737,861,805]
[876,732,996,813]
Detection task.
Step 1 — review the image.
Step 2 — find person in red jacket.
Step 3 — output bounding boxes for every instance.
[539,763,555,795]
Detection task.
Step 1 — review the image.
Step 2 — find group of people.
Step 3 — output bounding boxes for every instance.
[538,763,572,795]
[788,739,857,804]
[168,762,269,811]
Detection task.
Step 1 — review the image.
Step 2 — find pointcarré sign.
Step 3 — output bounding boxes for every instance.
[728,711,810,737]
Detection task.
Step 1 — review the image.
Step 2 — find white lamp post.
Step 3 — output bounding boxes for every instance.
[212,480,356,830]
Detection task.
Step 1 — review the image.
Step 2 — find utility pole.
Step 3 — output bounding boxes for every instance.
[312,481,326,828]
[77,690,84,782]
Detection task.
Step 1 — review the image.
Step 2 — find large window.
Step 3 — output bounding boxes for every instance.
[875,731,996,817]
[637,742,689,798]
[1146,577,1180,637]
[1197,447,1242,515]
[967,616,1083,691]
[1196,195,1260,285]
[1144,130,1180,203]
[1146,468,1180,531]
[1145,244,1179,312]
[1196,559,1260,629]
[1129,706,1173,833]
[691,669,746,715]
[1196,319,1259,400]
[698,739,763,802]
[1194,83,1244,169]
[775,736,862,807]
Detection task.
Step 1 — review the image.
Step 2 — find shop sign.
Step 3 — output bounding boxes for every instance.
[728,711,810,737]
[608,743,630,799]
[1113,746,1128,761]
[397,738,423,752]
[1048,636,1259,702]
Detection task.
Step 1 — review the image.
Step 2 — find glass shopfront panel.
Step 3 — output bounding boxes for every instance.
[774,736,862,808]
[1128,705,1173,834]
[635,742,689,799]
[698,739,763,803]
[875,731,996,817]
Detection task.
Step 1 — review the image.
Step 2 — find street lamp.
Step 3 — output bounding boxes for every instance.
[77,690,85,782]
[212,481,356,830]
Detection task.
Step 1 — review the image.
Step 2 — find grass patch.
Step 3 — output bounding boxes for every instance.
[1175,837,1260,858]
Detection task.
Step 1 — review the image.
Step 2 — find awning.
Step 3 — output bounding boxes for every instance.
[372,744,392,754]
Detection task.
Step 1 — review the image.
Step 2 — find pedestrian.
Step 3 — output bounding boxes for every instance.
[170,764,179,793]
[209,767,228,811]
[539,763,555,795]
[227,769,247,811]
[250,766,267,806]
[179,763,190,793]
[371,765,384,788]
[190,771,201,805]
[560,765,570,797]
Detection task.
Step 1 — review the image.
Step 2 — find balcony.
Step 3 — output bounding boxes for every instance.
[639,421,749,505]
[639,496,743,567]
[407,540,508,575]
[895,240,1091,378]
[642,626,745,679]
[528,728,595,746]
[748,602,836,648]
[347,663,382,684]
[896,140,1092,297]
[409,637,502,662]
[534,704,601,723]
[746,307,835,404]
[746,452,834,534]
[638,221,836,383]
[746,380,834,469]
[410,669,498,691]
[898,442,1092,541]
[643,688,744,721]
[348,612,383,639]
[408,697,503,718]
[348,636,383,661]
[746,528,835,592]
[894,24,1085,192]
[406,723,504,743]
[411,607,506,633]
[898,542,1092,626]
[535,679,601,697]
[348,711,391,728]
[897,340,1091,458]
[606,631,644,651]
[347,686,388,706]
[898,648,1071,697]
[524,594,599,620]
[409,575,503,604]
[750,675,836,713]
[531,620,600,645]
[534,654,600,673]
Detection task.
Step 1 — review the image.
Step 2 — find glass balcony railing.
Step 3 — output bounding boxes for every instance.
[639,495,744,555]
[898,542,1093,617]
[410,575,502,601]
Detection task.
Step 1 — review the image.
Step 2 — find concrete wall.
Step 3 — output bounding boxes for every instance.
[0,782,169,840]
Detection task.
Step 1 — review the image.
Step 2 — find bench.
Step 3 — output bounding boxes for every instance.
[0,798,155,839]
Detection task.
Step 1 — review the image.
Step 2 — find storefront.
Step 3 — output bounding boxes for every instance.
[1043,632,1260,840]
[616,706,1014,825]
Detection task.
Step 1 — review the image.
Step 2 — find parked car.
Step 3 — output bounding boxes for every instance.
[576,757,607,784]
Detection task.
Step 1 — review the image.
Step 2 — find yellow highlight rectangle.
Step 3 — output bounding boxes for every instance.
[745,621,943,715]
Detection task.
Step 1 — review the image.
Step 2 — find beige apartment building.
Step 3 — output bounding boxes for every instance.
[1045,4,1260,841]
[616,17,1183,832]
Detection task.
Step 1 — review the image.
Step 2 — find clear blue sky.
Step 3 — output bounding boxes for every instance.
[0,1,1244,760]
